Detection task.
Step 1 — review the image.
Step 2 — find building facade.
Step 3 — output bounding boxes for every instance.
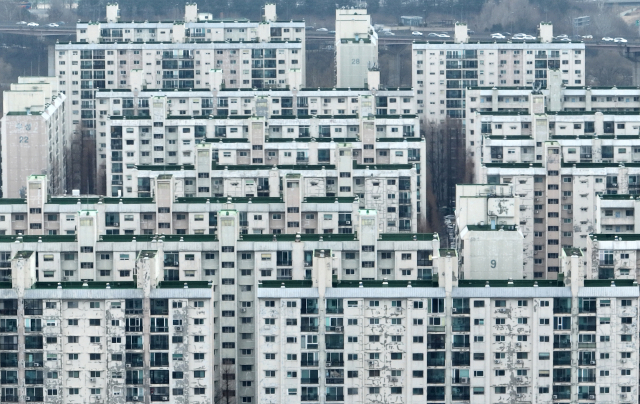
[1,77,66,198]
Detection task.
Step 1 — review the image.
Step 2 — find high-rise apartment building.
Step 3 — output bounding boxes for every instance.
[412,23,585,121]
[334,9,378,88]
[54,3,305,144]
[1,77,66,198]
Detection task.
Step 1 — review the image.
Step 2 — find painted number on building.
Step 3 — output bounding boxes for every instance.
[490,260,497,268]
[19,136,29,144]
[351,59,360,64]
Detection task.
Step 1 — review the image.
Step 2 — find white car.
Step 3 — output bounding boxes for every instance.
[556,34,568,39]
[411,31,423,36]
[27,22,39,27]
[438,33,450,38]
[316,28,328,32]
[47,23,59,27]
[602,37,614,42]
[16,21,27,25]
[491,33,505,39]
[559,38,571,42]
[427,32,439,37]
[582,35,593,39]
[614,37,627,43]
[383,31,395,36]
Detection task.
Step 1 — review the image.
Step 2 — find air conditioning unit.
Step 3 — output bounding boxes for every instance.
[175,326,183,332]
[396,307,401,312]
[516,377,522,382]
[26,398,31,402]
[90,378,96,382]
[452,308,457,313]
[562,196,567,200]
[497,155,502,158]
[517,394,524,398]
[346,221,351,225]
[163,398,169,401]
[515,342,521,347]
[590,361,596,365]
[326,362,332,367]
[621,395,627,399]
[126,364,131,368]
[33,363,40,367]
[535,210,539,214]
[241,308,247,313]
[335,326,343,332]
[552,395,558,400]
[257,186,263,190]
[368,361,374,366]
[391,377,398,382]
[63,277,69,281]
[621,359,627,363]
[516,360,523,364]
[494,360,501,364]
[133,397,140,402]
[460,377,469,383]
[95,396,101,399]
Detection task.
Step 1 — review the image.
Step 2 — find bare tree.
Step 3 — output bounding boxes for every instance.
[64,123,97,194]
[423,117,474,234]
[214,365,236,404]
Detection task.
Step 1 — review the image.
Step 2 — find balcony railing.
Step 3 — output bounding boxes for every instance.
[578,393,595,400]
[427,326,445,332]
[301,395,319,401]
[301,360,319,367]
[25,361,43,367]
[326,378,344,384]
[326,308,343,314]
[0,361,18,367]
[427,343,445,349]
[578,376,596,383]
[553,393,571,400]
[0,344,17,350]
[326,395,344,401]
[578,359,596,366]
[24,397,42,403]
[150,360,169,367]
[25,378,43,385]
[301,325,318,332]
[578,342,596,349]
[300,308,318,314]
[24,309,42,315]
[126,378,144,385]
[326,361,344,367]
[0,309,17,315]
[553,342,571,349]
[553,376,571,383]
[0,395,17,402]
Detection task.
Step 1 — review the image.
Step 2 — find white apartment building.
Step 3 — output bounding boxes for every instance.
[90,72,426,231]
[0,77,66,198]
[0,182,441,403]
[55,3,305,141]
[412,22,585,121]
[334,9,378,88]
[256,249,639,404]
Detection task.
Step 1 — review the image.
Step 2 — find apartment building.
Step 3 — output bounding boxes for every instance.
[412,22,585,121]
[0,179,440,403]
[256,249,639,404]
[0,217,215,404]
[0,77,66,198]
[335,9,378,88]
[90,71,426,231]
[54,3,305,140]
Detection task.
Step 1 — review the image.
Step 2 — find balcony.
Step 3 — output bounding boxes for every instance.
[0,344,17,350]
[553,307,571,314]
[326,308,343,314]
[578,393,595,400]
[554,393,571,400]
[301,378,319,384]
[326,361,344,367]
[452,393,470,400]
[578,342,596,349]
[24,309,42,315]
[25,361,43,368]
[578,359,596,366]
[0,378,16,384]
[326,378,344,384]
[0,309,17,316]
[296,157,309,164]
[126,360,144,368]
[452,377,470,384]
[25,378,43,385]
[126,378,144,385]
[301,360,319,367]
[553,342,571,349]
[277,260,292,267]
[301,308,318,314]
[553,376,571,383]
[0,360,17,367]
[338,221,351,226]
[150,360,169,367]
[452,342,470,348]
[301,325,319,332]
[578,376,596,383]
[1,396,17,402]
[554,358,571,366]
[326,395,344,401]
[150,396,169,401]
[301,395,319,401]
[427,326,445,333]
[427,343,445,349]
[24,397,42,403]
[325,326,343,333]
[427,392,445,401]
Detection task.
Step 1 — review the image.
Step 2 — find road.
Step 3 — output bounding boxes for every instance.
[0,23,75,36]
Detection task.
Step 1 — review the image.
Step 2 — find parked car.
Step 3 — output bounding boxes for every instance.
[438,33,450,38]
[428,32,439,37]
[411,31,423,36]
[602,37,614,42]
[316,27,328,32]
[614,37,628,43]
[27,22,39,27]
[47,23,59,27]
[582,35,593,39]
[383,31,395,36]
[16,21,27,25]
[491,33,505,39]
